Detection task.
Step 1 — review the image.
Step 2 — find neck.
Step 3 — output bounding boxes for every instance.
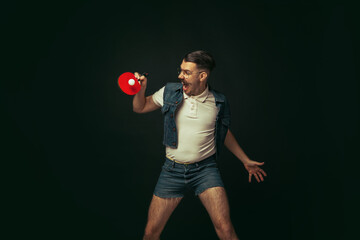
[191,82,207,96]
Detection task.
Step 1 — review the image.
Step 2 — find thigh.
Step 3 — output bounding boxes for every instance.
[198,187,231,226]
[145,195,183,231]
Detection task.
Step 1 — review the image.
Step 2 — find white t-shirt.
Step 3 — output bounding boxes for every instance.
[152,85,219,163]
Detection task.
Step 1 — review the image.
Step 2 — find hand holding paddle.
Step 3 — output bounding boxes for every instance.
[118,72,149,95]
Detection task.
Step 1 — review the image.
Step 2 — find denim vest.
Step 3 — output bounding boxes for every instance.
[161,83,231,159]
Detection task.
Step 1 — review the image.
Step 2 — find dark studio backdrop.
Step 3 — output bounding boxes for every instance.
[2,0,358,239]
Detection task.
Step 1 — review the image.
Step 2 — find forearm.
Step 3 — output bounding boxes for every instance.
[224,130,250,164]
[133,88,146,113]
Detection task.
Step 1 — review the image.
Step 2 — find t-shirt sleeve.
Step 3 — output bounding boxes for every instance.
[152,86,165,107]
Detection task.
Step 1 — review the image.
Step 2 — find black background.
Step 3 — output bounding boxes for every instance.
[3,1,359,239]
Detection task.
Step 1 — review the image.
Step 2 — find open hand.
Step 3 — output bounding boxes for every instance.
[243,160,267,183]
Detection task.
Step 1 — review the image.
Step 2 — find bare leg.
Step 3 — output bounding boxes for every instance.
[143,195,183,240]
[198,187,239,240]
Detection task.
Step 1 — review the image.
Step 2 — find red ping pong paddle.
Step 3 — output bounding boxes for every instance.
[118,72,148,95]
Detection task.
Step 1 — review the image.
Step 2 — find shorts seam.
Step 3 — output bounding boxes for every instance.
[195,184,224,196]
[154,192,184,199]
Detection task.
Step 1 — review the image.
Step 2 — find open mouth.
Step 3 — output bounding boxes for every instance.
[181,81,189,91]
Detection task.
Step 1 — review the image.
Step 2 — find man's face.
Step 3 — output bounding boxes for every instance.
[178,60,203,96]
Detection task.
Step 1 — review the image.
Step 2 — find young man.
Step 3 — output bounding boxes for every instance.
[133,50,267,240]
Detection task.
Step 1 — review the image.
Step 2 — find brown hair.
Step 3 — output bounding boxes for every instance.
[183,50,216,72]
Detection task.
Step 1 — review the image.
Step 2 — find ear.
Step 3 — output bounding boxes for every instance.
[199,71,208,82]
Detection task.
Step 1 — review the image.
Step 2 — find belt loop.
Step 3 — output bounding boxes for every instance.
[195,163,199,168]
[172,160,175,168]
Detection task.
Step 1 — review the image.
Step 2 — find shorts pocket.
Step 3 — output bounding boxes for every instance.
[196,161,217,172]
[162,161,174,171]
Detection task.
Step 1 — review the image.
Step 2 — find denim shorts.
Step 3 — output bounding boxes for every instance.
[153,154,224,198]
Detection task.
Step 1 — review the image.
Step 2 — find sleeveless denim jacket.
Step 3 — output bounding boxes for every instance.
[161,82,231,159]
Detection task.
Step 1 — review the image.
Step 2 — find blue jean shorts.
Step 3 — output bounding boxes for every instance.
[153,154,224,198]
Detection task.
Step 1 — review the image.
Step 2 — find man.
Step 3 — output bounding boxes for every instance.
[133,50,267,240]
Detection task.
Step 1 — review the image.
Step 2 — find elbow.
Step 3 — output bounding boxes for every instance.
[133,106,144,114]
[133,108,141,114]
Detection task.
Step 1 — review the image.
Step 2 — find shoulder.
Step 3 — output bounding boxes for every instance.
[211,88,226,97]
[209,87,228,102]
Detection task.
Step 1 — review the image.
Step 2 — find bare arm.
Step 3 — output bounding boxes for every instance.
[133,95,160,113]
[224,129,251,164]
[132,72,160,113]
[224,129,267,182]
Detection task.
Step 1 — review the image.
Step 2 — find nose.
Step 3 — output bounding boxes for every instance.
[178,72,184,79]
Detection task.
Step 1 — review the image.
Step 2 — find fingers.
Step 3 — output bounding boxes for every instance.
[250,172,263,183]
[259,169,267,177]
[133,72,147,87]
[249,169,267,183]
[256,172,264,182]
[134,72,141,80]
[134,72,147,82]
[254,173,260,182]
